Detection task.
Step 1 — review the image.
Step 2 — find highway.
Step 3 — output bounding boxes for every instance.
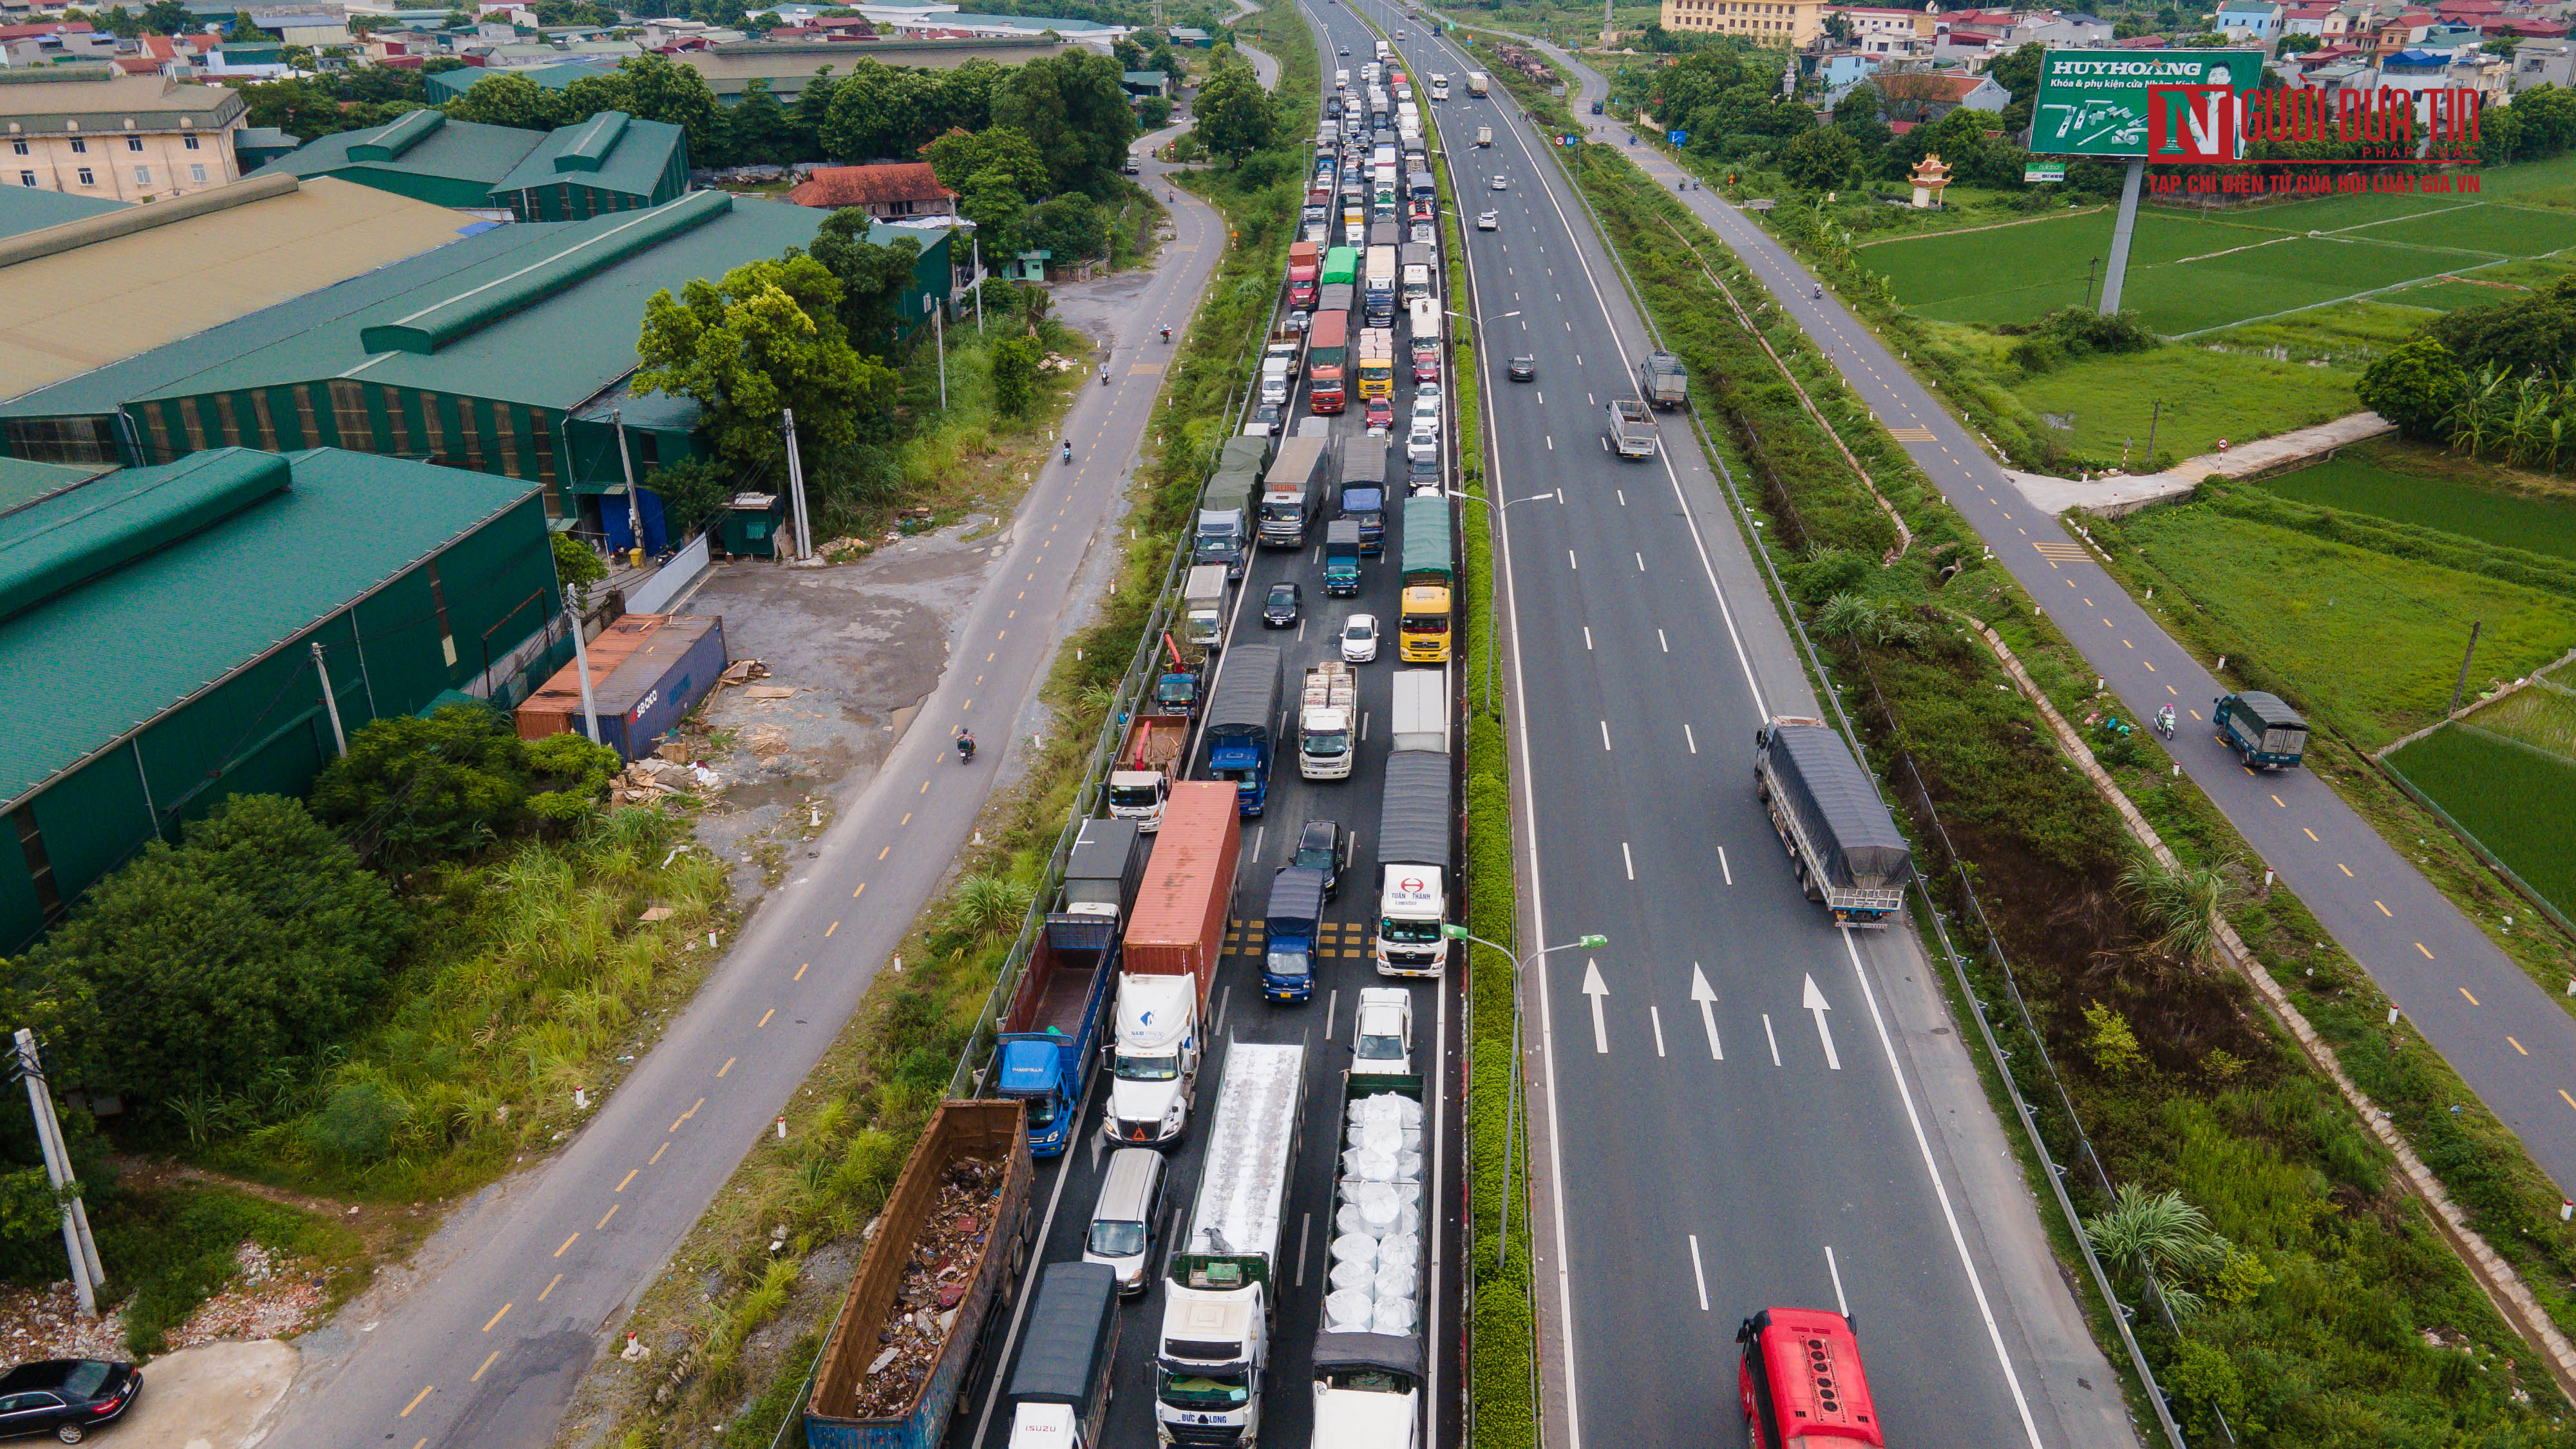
[283,124,1237,1449]
[1521,49,2576,1202]
[958,15,1465,1449]
[1345,9,2136,1449]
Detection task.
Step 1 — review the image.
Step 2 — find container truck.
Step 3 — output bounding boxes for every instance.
[1466,71,1488,96]
[1357,328,1396,401]
[1341,444,1388,554]
[1259,435,1332,549]
[1364,245,1398,325]
[1183,564,1228,649]
[1203,644,1283,817]
[1318,281,1356,318]
[1260,866,1328,1003]
[1368,220,1401,250]
[1388,670,1446,753]
[996,909,1118,1155]
[1155,1043,1308,1448]
[1004,1263,1120,1449]
[1473,126,1492,147]
[1406,298,1439,347]
[1108,781,1239,1146]
[1108,714,1190,831]
[2213,691,2309,769]
[1289,240,1321,310]
[1606,399,1658,460]
[806,1101,1033,1449]
[1322,245,1359,289]
[1308,310,1350,415]
[1298,659,1358,781]
[1752,717,1913,927]
[1397,496,1452,665]
[1312,1068,1428,1449]
[1323,519,1363,597]
[1059,817,1148,923]
[1637,351,1689,409]
[1374,749,1452,976]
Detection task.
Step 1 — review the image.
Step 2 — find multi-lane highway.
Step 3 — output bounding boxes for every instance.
[1504,44,2576,1204]
[1347,7,2137,1448]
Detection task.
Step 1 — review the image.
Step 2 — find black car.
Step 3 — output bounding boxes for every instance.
[1406,453,1442,491]
[1508,355,1537,382]
[1291,820,1351,900]
[1262,581,1302,627]
[0,1359,138,1443]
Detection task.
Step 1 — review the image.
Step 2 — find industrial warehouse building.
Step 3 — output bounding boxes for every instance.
[251,106,690,221]
[0,189,945,549]
[0,446,562,952]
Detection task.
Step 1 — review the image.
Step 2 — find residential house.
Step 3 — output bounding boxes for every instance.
[1819,51,1883,86]
[1830,5,1931,55]
[1168,26,1212,44]
[2217,0,2287,39]
[0,66,243,202]
[1662,0,1828,46]
[2022,11,2116,44]
[2511,34,2576,88]
[0,20,115,66]
[785,160,956,218]
[1121,68,1170,98]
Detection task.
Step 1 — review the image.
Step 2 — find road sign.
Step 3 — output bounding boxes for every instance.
[2023,162,2066,183]
[1667,129,1688,145]
[2029,48,2266,159]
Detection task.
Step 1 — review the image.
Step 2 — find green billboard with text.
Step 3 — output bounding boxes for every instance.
[2030,49,2268,159]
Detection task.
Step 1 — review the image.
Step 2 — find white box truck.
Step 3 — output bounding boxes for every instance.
[1388,670,1446,753]
[1298,661,1359,781]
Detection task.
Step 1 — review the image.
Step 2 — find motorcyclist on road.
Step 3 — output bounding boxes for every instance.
[956,728,976,762]
[1812,283,1823,299]
[1099,363,1110,386]
[1161,324,1171,343]
[1061,439,1073,464]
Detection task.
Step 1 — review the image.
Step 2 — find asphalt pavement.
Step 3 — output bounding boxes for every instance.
[1341,8,2134,1449]
[1526,54,2576,1201]
[278,128,1237,1449]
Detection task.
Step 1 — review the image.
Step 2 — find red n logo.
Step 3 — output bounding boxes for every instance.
[2150,84,2238,162]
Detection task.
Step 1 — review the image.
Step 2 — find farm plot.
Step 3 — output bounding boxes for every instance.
[2385,719,2576,921]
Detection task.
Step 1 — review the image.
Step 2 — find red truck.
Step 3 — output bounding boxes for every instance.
[1105,781,1240,1144]
[1289,239,1321,310]
[1307,310,1349,415]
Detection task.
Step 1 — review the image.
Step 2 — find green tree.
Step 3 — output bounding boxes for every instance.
[923,123,1048,198]
[804,211,924,357]
[228,8,262,36]
[645,453,737,540]
[1019,193,1106,264]
[2278,30,2322,53]
[1193,57,1279,163]
[2356,336,2469,440]
[719,77,793,166]
[139,0,191,33]
[958,171,1032,261]
[1781,126,1859,190]
[818,57,936,160]
[551,531,607,613]
[2427,280,2576,377]
[992,50,1136,192]
[26,795,406,1107]
[445,70,567,131]
[990,335,1040,418]
[632,254,896,471]
[562,53,724,161]
[1986,41,2047,106]
[1831,81,1881,128]
[310,705,621,863]
[97,5,140,37]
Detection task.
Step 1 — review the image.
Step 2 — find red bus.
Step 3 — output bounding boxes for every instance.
[1735,1307,1882,1449]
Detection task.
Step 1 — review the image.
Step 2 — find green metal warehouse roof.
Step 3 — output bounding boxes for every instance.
[0,456,109,515]
[490,111,687,202]
[426,61,616,101]
[0,185,129,243]
[0,191,826,424]
[0,447,538,808]
[249,110,545,193]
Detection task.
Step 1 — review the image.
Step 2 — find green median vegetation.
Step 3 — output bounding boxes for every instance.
[548,10,1325,1444]
[1474,46,2576,1437]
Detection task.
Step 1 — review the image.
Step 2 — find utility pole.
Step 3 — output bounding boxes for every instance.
[310,641,348,757]
[925,294,948,412]
[2450,619,2484,715]
[970,234,983,336]
[2144,399,2162,472]
[565,604,602,743]
[780,408,813,561]
[2086,256,2099,311]
[611,408,644,567]
[15,1032,101,1318]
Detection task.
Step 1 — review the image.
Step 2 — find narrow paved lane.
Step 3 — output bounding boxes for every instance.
[279,133,1238,1449]
[1530,50,2576,1197]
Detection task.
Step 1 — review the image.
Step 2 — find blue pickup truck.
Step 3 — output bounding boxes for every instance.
[1261,867,1329,1004]
[995,913,1119,1155]
[2213,692,2309,770]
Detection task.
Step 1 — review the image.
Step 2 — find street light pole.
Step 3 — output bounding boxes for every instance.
[1443,928,1607,1273]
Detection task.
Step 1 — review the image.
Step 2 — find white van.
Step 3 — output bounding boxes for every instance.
[1083,1148,1168,1297]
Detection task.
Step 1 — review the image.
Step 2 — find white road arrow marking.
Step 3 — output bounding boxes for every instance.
[1689,963,1722,1061]
[1582,959,1609,1054]
[1803,974,1842,1071]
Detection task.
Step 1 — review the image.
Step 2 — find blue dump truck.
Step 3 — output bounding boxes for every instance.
[1752,717,1913,928]
[1325,519,1363,596]
[1001,1263,1119,1449]
[1341,446,1387,554]
[1205,644,1284,818]
[1261,866,1329,1004]
[996,911,1120,1156]
[2213,691,2309,770]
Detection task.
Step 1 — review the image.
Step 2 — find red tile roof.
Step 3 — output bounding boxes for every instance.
[787,162,959,209]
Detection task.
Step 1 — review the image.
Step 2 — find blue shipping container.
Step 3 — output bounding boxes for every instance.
[591,614,727,759]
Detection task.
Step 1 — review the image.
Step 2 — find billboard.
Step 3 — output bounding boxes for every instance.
[2030,50,2268,160]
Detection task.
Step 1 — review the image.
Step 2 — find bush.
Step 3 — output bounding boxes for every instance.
[2356,337,2469,441]
[26,795,405,1108]
[311,705,621,864]
[2002,306,2159,377]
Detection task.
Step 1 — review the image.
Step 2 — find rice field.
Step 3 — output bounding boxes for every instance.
[1865,189,2576,335]
[2385,721,2576,921]
[2462,677,2576,761]
[2260,444,2576,562]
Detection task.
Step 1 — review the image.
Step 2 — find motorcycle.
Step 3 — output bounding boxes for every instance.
[1160,325,1171,343]
[1061,440,1074,464]
[956,732,976,764]
[1099,364,1110,386]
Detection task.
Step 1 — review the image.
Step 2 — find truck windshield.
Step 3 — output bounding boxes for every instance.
[1108,781,1162,810]
[1266,947,1311,979]
[1115,1052,1179,1081]
[1401,614,1450,635]
[1381,916,1442,944]
[1022,1095,1059,1128]
[1087,1219,1146,1258]
[1159,1372,1251,1409]
[1303,732,1349,759]
[1156,676,1195,706]
[1321,1368,1412,1393]
[1356,1032,1403,1062]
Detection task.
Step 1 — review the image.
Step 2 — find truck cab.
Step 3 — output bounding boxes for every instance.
[1397,584,1451,663]
[1195,509,1247,580]
[1157,1285,1268,1446]
[1108,976,1199,1145]
[1339,480,1385,554]
[1262,867,1327,1003]
[1324,522,1363,596]
[1374,866,1448,976]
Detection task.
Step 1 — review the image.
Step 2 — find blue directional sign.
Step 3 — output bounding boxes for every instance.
[1667,129,1689,146]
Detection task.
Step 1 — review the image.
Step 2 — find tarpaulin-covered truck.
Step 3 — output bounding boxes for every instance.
[806,1101,1033,1449]
[1312,1067,1428,1449]
[1752,717,1911,927]
[2213,691,2309,770]
[1002,1262,1120,1449]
